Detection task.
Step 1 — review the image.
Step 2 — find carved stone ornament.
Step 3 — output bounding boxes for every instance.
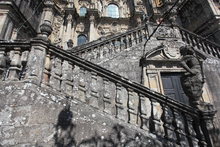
[52,16,63,44]
[163,44,181,59]
[78,0,90,7]
[155,27,176,38]
[39,20,53,40]
[76,22,85,33]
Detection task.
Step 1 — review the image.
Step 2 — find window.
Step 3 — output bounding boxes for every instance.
[79,7,87,16]
[77,35,87,45]
[107,4,119,18]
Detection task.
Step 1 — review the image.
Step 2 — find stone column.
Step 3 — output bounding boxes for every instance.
[39,0,55,32]
[89,15,95,41]
[25,21,52,85]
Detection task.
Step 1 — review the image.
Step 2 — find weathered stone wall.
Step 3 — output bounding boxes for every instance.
[0,82,161,146]
[96,40,162,84]
[204,58,220,127]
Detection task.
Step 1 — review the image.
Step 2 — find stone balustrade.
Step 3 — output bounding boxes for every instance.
[0,40,30,81]
[178,25,220,59]
[70,25,149,63]
[0,26,217,146]
[41,44,214,146]
[70,23,220,62]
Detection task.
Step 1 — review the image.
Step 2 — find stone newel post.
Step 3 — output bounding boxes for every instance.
[25,21,52,85]
[199,103,217,147]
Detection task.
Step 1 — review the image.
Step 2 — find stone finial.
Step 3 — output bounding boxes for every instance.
[67,39,73,48]
[38,20,53,40]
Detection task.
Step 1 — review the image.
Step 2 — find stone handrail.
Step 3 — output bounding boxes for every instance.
[69,25,149,61]
[176,25,220,59]
[41,44,213,146]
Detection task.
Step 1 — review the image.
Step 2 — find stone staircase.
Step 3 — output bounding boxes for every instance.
[0,37,216,146]
[69,23,220,61]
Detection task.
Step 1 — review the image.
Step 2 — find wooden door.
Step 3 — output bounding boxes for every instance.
[161,73,189,104]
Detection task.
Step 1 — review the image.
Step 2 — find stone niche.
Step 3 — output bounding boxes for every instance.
[142,43,213,104]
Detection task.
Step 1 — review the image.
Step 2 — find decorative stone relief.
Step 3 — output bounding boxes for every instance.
[51,15,63,45]
[155,27,177,38]
[76,22,85,33]
[78,0,90,7]
[163,43,181,59]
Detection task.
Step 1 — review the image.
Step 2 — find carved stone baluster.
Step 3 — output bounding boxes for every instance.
[61,61,73,96]
[95,47,100,60]
[8,47,21,80]
[78,67,86,102]
[109,41,114,56]
[139,94,151,130]
[189,36,196,47]
[184,114,199,147]
[118,38,122,52]
[20,50,29,80]
[103,78,112,114]
[199,40,207,53]
[184,32,190,44]
[133,31,138,45]
[179,30,185,42]
[90,48,95,62]
[203,43,211,54]
[104,79,117,115]
[209,46,217,57]
[172,109,188,146]
[194,37,201,50]
[112,40,116,54]
[161,105,176,146]
[72,65,79,99]
[127,89,139,125]
[128,34,132,47]
[42,51,51,85]
[149,99,163,136]
[138,30,142,43]
[49,57,62,91]
[81,52,87,59]
[99,45,104,59]
[123,36,127,50]
[115,83,128,121]
[90,72,99,108]
[213,46,220,58]
[141,28,146,41]
[86,51,92,61]
[102,44,108,58]
[0,48,9,80]
[143,27,148,40]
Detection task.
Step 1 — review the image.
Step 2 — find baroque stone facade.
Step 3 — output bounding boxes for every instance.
[0,0,220,146]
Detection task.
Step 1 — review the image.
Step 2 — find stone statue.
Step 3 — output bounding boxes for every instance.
[179,45,204,107]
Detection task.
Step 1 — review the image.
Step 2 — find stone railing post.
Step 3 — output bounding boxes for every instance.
[0,48,9,80]
[25,21,52,85]
[7,47,21,80]
[198,103,217,147]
